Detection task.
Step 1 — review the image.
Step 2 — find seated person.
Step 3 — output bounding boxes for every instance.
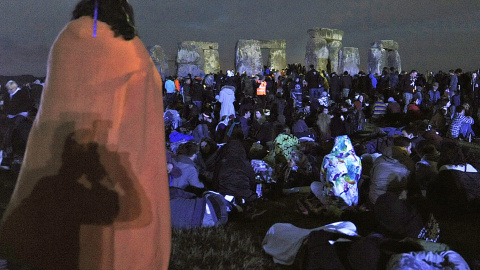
[429,108,448,136]
[0,80,34,163]
[371,95,387,121]
[368,145,411,206]
[191,111,213,143]
[170,141,204,192]
[406,97,423,122]
[196,137,219,190]
[427,141,480,217]
[169,141,228,228]
[279,150,315,190]
[447,105,475,139]
[311,135,362,209]
[415,143,440,193]
[239,104,252,139]
[213,129,257,204]
[292,112,313,139]
[2,80,34,120]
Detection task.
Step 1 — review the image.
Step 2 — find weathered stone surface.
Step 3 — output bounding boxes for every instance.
[388,50,402,72]
[368,40,401,75]
[203,49,220,75]
[176,41,220,78]
[328,40,343,74]
[339,47,360,76]
[259,40,286,49]
[305,28,344,73]
[177,64,205,78]
[235,39,287,76]
[305,37,328,71]
[307,28,344,41]
[372,40,399,51]
[368,47,384,75]
[235,40,263,76]
[148,45,170,79]
[177,43,202,65]
[268,48,287,72]
[259,40,287,71]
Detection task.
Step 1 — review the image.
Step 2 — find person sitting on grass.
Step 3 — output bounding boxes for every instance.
[371,95,387,123]
[447,105,475,140]
[169,141,228,229]
[213,127,258,204]
[310,135,362,210]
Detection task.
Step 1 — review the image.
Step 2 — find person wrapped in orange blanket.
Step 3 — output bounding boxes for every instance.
[0,1,171,269]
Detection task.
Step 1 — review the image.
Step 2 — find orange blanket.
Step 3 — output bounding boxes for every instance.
[0,16,171,269]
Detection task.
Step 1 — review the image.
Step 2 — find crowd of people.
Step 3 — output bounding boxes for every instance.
[2,65,480,228]
[161,65,480,267]
[159,64,480,231]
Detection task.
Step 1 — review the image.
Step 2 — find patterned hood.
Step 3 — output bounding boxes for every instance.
[331,135,355,156]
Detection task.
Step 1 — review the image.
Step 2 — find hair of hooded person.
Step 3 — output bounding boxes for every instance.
[176,141,199,157]
[393,136,411,148]
[437,141,466,169]
[72,0,137,40]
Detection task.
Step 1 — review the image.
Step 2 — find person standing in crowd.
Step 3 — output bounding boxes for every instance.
[0,1,171,269]
[329,72,342,103]
[219,79,236,118]
[190,77,204,110]
[256,75,267,109]
[428,82,441,104]
[305,65,323,104]
[341,71,353,100]
[472,72,480,115]
[401,70,418,113]
[182,77,192,104]
[448,69,460,99]
[164,76,176,107]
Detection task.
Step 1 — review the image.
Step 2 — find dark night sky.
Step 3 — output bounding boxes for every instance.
[1,0,480,77]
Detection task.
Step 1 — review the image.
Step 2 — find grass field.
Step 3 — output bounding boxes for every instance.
[169,191,480,270]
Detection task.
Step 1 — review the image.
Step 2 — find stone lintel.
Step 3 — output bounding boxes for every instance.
[371,40,399,51]
[178,41,219,50]
[307,28,344,41]
[259,40,286,50]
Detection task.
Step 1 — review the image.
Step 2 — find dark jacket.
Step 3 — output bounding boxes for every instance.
[305,69,323,89]
[4,88,33,116]
[214,139,257,202]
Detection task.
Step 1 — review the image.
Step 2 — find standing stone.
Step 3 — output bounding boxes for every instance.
[148,45,170,79]
[204,49,220,75]
[235,40,263,76]
[305,37,328,71]
[260,40,286,72]
[305,28,343,73]
[338,47,360,76]
[328,40,343,74]
[235,40,286,76]
[176,41,220,78]
[368,40,401,75]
